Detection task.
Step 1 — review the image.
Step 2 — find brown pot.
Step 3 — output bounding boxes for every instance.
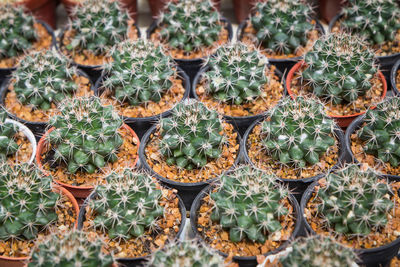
[318,0,346,23]
[147,0,221,18]
[232,0,255,23]
[17,0,57,28]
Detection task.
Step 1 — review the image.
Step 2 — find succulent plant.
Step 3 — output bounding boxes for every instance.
[12,49,79,110]
[210,165,290,243]
[46,97,123,174]
[203,42,269,105]
[159,100,225,170]
[340,0,400,46]
[314,164,393,235]
[249,0,316,55]
[157,0,222,52]
[102,39,177,106]
[0,109,19,160]
[88,168,164,240]
[301,33,378,105]
[260,97,336,168]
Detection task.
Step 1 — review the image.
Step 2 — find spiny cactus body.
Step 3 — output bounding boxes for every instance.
[0,109,19,160]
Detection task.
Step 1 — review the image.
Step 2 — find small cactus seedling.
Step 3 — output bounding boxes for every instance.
[29,230,114,267]
[250,0,315,55]
[210,165,290,243]
[47,97,123,174]
[0,109,19,160]
[157,0,222,52]
[314,164,393,235]
[102,39,177,106]
[260,97,336,168]
[301,33,378,105]
[158,100,225,170]
[203,42,269,105]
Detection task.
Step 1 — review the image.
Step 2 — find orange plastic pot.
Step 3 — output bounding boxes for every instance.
[286,61,387,128]
[147,0,221,18]
[17,0,56,29]
[36,124,140,199]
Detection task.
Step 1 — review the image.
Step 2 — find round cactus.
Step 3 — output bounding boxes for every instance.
[0,109,19,160]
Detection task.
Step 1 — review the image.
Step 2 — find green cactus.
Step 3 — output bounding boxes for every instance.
[301,33,378,105]
[210,165,290,243]
[203,42,269,105]
[102,39,177,106]
[260,97,336,168]
[11,49,79,111]
[0,109,19,160]
[249,0,315,55]
[88,168,164,240]
[46,97,123,175]
[157,0,222,52]
[159,100,225,170]
[314,164,394,235]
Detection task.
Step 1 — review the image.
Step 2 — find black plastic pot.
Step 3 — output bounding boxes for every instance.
[190,184,302,267]
[139,124,242,211]
[192,66,284,137]
[390,58,400,95]
[94,67,190,140]
[146,18,233,88]
[77,189,187,267]
[0,69,93,136]
[237,18,325,75]
[301,175,400,267]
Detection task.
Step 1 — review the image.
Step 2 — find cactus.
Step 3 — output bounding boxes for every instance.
[29,230,114,267]
[314,164,393,235]
[0,109,19,160]
[210,165,290,243]
[301,33,378,105]
[260,97,336,168]
[11,49,79,111]
[146,240,226,267]
[88,168,164,240]
[157,0,222,52]
[158,100,224,170]
[46,97,123,175]
[102,39,177,106]
[340,0,400,46]
[203,42,269,105]
[249,0,315,55]
[0,4,38,60]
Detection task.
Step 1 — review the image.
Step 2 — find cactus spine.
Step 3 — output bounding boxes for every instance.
[0,109,19,160]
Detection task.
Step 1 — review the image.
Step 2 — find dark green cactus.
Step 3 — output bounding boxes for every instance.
[159,100,224,170]
[0,109,19,160]
[47,97,123,174]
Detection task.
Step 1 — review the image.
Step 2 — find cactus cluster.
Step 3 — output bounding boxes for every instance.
[210,165,290,243]
[0,163,60,241]
[314,164,393,235]
[249,0,315,55]
[301,33,378,105]
[102,39,177,106]
[47,97,123,174]
[260,97,336,168]
[157,0,222,52]
[0,109,19,160]
[159,100,224,170]
[203,42,269,105]
[88,168,164,240]
[0,4,37,60]
[12,49,79,110]
[340,0,400,46]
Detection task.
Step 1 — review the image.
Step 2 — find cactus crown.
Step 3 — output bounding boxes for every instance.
[147,240,226,267]
[301,33,378,105]
[159,100,225,170]
[279,236,358,267]
[210,165,290,243]
[12,49,79,111]
[0,109,19,160]
[88,168,164,240]
[315,164,393,235]
[67,0,131,55]
[0,5,37,60]
[203,42,269,105]
[103,39,177,106]
[47,97,123,175]
[341,0,400,46]
[0,163,60,241]
[250,0,315,55]
[260,97,336,168]
[157,0,222,52]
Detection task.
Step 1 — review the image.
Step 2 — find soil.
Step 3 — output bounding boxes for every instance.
[392,256,400,266]
[396,70,400,92]
[7,131,33,164]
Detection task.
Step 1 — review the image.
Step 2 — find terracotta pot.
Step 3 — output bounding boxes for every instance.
[285,61,388,128]
[147,0,221,18]
[318,0,346,23]
[36,124,140,199]
[17,0,56,29]
[232,0,256,23]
